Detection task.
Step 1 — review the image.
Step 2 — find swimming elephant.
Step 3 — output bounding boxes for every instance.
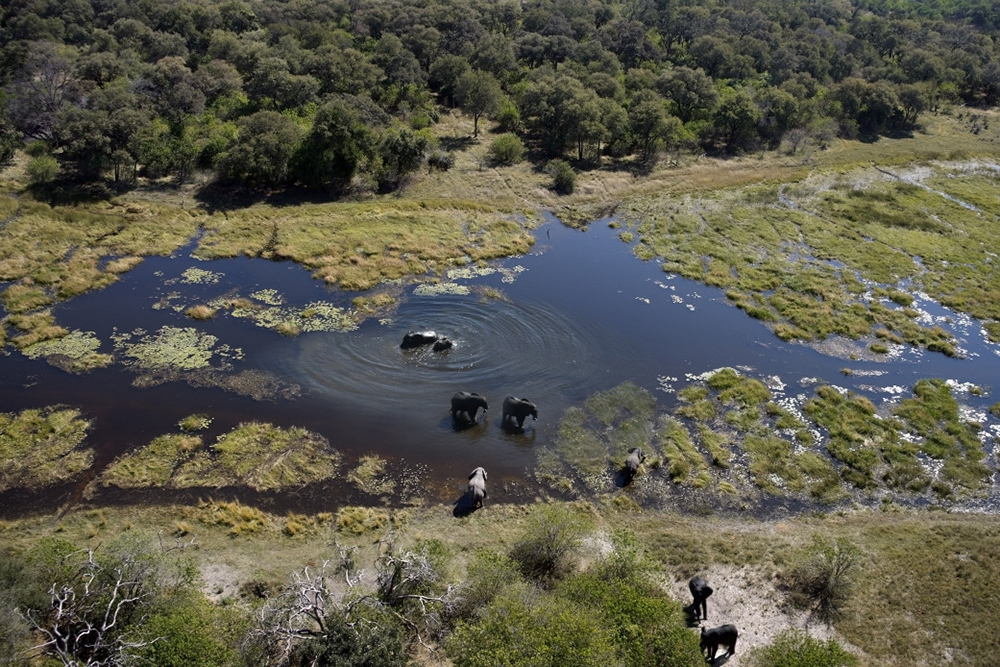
[467,467,487,508]
[433,336,453,351]
[451,391,488,423]
[688,575,713,622]
[700,624,737,661]
[624,447,645,482]
[400,330,440,349]
[501,396,537,429]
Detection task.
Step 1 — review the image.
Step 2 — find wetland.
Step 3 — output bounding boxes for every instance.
[3,143,1000,518]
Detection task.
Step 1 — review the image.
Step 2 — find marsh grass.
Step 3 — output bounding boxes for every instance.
[186,498,269,537]
[101,422,339,491]
[178,413,212,432]
[336,506,390,535]
[0,407,93,492]
[656,417,707,483]
[184,304,217,320]
[7,310,68,349]
[0,282,52,313]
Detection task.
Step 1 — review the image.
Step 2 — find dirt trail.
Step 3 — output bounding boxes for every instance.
[670,564,861,665]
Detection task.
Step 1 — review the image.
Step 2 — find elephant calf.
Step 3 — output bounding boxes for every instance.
[451,391,488,423]
[624,447,645,482]
[689,575,713,622]
[467,467,487,508]
[400,330,439,349]
[501,396,537,429]
[700,624,737,661]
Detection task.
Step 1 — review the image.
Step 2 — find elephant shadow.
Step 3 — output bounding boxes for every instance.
[440,415,487,434]
[500,423,537,443]
[452,492,481,517]
[707,655,732,667]
[682,603,700,628]
[613,468,634,489]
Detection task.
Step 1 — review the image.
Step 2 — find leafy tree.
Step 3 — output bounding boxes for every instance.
[710,88,763,153]
[7,41,81,140]
[657,66,718,123]
[628,91,681,162]
[377,125,428,191]
[137,591,237,667]
[455,70,503,137]
[246,57,319,111]
[428,55,470,107]
[546,159,576,194]
[293,98,379,191]
[215,110,302,188]
[304,45,382,97]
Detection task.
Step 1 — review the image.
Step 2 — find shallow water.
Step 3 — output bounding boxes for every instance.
[2,213,999,514]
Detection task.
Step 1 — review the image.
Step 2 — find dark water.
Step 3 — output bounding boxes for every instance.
[3,213,999,514]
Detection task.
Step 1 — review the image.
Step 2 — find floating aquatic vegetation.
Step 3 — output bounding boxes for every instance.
[180,267,223,284]
[250,289,283,306]
[413,282,470,296]
[0,407,93,492]
[21,329,112,373]
[112,326,243,371]
[347,454,395,495]
[184,305,217,320]
[446,266,497,280]
[179,413,212,431]
[226,294,359,334]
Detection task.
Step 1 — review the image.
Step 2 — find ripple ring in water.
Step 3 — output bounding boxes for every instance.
[286,293,605,411]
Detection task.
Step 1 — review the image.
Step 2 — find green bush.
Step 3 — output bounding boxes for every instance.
[291,602,410,667]
[508,504,591,585]
[446,549,522,622]
[558,573,703,667]
[446,586,618,667]
[26,155,59,185]
[138,591,238,667]
[746,629,858,667]
[546,159,576,194]
[487,133,526,166]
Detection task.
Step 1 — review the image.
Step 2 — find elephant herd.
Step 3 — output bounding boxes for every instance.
[687,575,739,663]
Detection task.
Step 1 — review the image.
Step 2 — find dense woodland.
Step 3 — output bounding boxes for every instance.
[2,0,1000,193]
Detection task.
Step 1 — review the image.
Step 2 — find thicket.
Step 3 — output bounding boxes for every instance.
[2,0,998,193]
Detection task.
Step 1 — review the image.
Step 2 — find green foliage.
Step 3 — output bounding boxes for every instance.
[747,629,858,667]
[487,133,526,166]
[214,111,302,188]
[26,154,59,185]
[447,550,523,622]
[138,591,238,667]
[291,604,410,667]
[546,159,576,194]
[509,504,592,585]
[447,585,619,667]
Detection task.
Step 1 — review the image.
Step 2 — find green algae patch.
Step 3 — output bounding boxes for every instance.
[0,407,94,492]
[194,199,535,291]
[112,326,243,371]
[21,329,113,373]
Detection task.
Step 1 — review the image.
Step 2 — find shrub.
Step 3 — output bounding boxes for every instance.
[26,155,59,185]
[508,504,591,585]
[782,536,861,625]
[746,629,858,667]
[138,591,237,667]
[446,586,618,667]
[487,133,526,166]
[495,99,523,133]
[546,159,576,194]
[427,149,454,171]
[446,549,522,623]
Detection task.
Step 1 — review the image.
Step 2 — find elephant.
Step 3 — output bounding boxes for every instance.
[700,624,737,661]
[433,336,453,351]
[467,467,487,508]
[688,575,714,622]
[400,330,439,349]
[501,396,537,429]
[624,447,645,482]
[451,391,488,423]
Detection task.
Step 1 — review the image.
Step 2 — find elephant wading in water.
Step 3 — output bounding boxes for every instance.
[501,396,537,429]
[467,467,487,508]
[451,391,488,424]
[624,447,645,483]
